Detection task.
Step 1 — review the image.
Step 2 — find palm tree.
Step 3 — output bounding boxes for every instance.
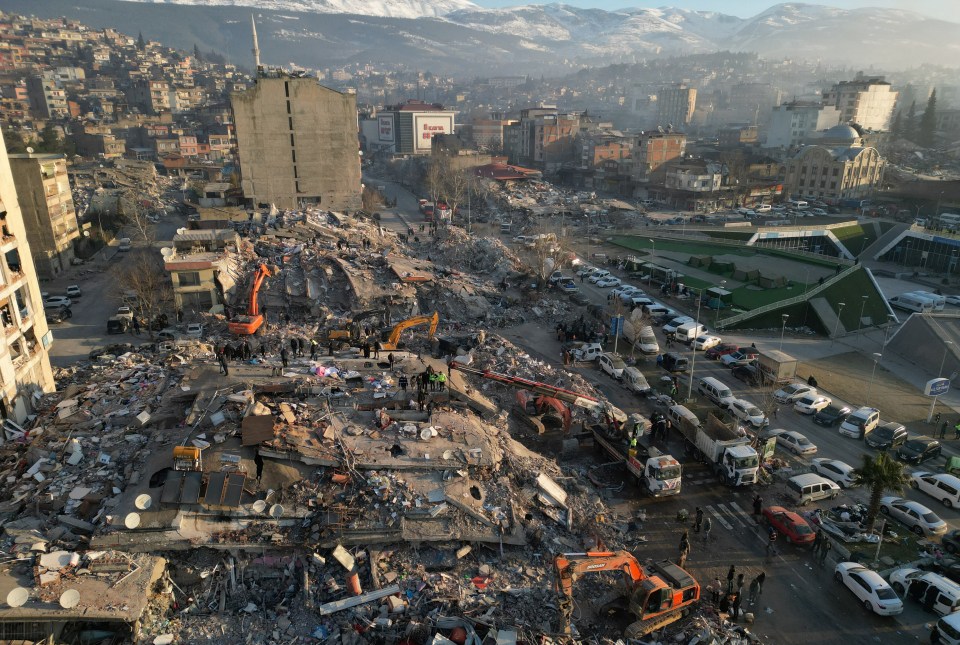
[852,452,910,531]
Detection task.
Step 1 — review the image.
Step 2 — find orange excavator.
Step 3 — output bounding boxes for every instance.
[228,263,273,335]
[554,551,699,638]
[515,390,571,434]
[379,312,439,350]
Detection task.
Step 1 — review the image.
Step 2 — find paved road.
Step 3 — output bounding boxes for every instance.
[43,211,187,366]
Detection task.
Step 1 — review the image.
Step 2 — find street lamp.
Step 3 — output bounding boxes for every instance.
[686,286,705,402]
[866,352,883,405]
[879,313,896,349]
[927,340,954,423]
[714,280,727,327]
[858,295,868,336]
[648,238,655,286]
[831,302,846,346]
[779,314,789,352]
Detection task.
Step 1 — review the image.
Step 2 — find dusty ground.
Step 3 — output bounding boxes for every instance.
[800,351,949,436]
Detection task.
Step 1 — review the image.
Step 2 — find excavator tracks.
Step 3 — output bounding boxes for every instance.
[623,608,686,640]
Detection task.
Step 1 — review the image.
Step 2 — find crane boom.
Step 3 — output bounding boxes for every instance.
[451,363,627,423]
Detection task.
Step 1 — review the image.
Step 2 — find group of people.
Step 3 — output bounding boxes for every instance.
[707,566,766,621]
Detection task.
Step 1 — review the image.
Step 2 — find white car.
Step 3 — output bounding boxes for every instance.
[910,472,960,508]
[662,316,694,334]
[880,496,948,536]
[44,295,72,308]
[65,285,82,298]
[598,353,625,379]
[595,276,622,288]
[692,335,721,351]
[945,295,960,306]
[810,458,857,488]
[834,562,904,616]
[611,285,638,297]
[588,270,611,284]
[794,394,832,415]
[726,398,768,429]
[576,266,595,278]
[773,383,816,403]
[777,430,817,456]
[185,322,204,338]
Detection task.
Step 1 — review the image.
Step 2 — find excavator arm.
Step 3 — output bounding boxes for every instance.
[381,312,439,350]
[451,364,628,424]
[554,551,645,634]
[228,263,274,335]
[249,264,273,316]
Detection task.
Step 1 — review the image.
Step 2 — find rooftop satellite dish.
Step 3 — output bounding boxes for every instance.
[160,247,175,258]
[59,589,80,609]
[6,587,28,608]
[252,500,267,514]
[124,512,141,529]
[25,146,34,154]
[269,504,284,518]
[135,494,153,510]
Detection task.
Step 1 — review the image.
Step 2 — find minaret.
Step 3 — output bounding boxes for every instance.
[251,14,261,75]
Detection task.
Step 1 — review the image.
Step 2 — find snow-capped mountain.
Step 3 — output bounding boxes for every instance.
[121,0,478,20]
[12,0,960,74]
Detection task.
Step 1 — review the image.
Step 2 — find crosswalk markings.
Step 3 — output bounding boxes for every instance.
[703,502,756,532]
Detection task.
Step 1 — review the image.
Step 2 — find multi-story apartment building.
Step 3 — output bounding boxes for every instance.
[822,75,898,131]
[164,229,239,313]
[0,131,56,424]
[765,102,842,150]
[784,125,885,204]
[7,153,79,279]
[374,100,457,156]
[126,79,171,114]
[25,74,67,118]
[631,131,687,186]
[232,74,361,211]
[656,84,697,129]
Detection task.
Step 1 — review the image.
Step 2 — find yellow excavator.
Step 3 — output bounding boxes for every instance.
[380,312,439,350]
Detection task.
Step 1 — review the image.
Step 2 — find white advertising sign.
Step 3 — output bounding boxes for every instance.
[377,114,395,143]
[414,114,454,151]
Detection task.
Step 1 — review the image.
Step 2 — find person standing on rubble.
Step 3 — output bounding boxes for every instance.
[310,338,318,360]
[678,529,691,567]
[290,337,298,358]
[280,346,289,369]
[399,374,408,393]
[218,350,229,376]
[388,352,396,369]
[437,371,446,392]
[373,341,381,359]
[748,572,765,606]
[132,317,140,335]
[363,342,371,359]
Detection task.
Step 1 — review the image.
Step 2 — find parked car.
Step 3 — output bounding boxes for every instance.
[880,496,948,536]
[917,559,960,584]
[720,349,758,367]
[777,430,817,456]
[865,422,909,450]
[794,394,832,415]
[897,439,942,465]
[726,398,768,428]
[910,472,960,508]
[156,328,180,342]
[692,335,722,351]
[45,308,71,324]
[598,352,626,379]
[834,562,904,616]
[810,458,857,488]
[588,270,611,284]
[705,343,740,360]
[595,276,622,288]
[943,530,960,555]
[576,266,595,278]
[887,568,960,616]
[773,383,816,404]
[944,295,960,306]
[569,292,590,306]
[762,506,815,545]
[185,322,205,338]
[731,364,763,386]
[44,295,72,309]
[560,282,579,294]
[65,285,82,298]
[813,404,852,427]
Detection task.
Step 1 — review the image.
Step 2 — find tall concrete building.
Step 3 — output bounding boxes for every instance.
[632,131,687,187]
[784,125,884,204]
[374,100,457,156]
[765,102,842,150]
[232,74,361,211]
[0,131,56,424]
[656,85,697,130]
[8,153,80,279]
[822,75,898,131]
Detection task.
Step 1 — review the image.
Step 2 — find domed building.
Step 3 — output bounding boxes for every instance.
[783,123,884,203]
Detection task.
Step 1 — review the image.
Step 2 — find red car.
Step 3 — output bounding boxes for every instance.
[705,343,740,360]
[762,506,815,546]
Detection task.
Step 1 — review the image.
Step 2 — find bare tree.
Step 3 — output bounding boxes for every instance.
[531,223,567,289]
[425,157,445,206]
[118,193,157,243]
[443,167,469,228]
[112,249,173,339]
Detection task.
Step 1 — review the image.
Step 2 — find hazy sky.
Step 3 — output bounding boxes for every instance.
[469,0,955,20]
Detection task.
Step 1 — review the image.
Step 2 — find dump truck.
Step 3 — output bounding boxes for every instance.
[756,349,798,384]
[591,415,681,497]
[670,405,759,487]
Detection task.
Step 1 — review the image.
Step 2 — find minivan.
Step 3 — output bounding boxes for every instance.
[911,472,960,508]
[889,293,933,313]
[698,376,735,408]
[667,404,700,432]
[890,570,960,616]
[792,200,809,210]
[118,237,132,251]
[755,204,772,213]
[911,291,946,311]
[674,322,707,345]
[936,611,960,644]
[839,407,881,439]
[661,352,689,372]
[622,367,652,394]
[788,473,841,505]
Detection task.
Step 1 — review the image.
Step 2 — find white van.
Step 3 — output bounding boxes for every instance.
[891,570,960,616]
[755,204,772,213]
[117,237,132,252]
[839,406,880,439]
[675,322,707,344]
[697,376,735,408]
[912,291,946,311]
[622,367,652,394]
[788,473,841,505]
[667,404,700,431]
[937,612,960,644]
[792,200,809,210]
[889,293,933,313]
[635,325,660,355]
[911,472,960,508]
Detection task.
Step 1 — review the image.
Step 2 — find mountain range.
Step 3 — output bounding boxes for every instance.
[8,0,959,74]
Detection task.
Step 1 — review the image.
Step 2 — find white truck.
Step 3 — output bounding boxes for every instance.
[670,405,759,487]
[591,418,682,498]
[756,349,798,384]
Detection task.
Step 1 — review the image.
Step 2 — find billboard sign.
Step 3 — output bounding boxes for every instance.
[414,113,454,151]
[925,377,951,397]
[377,114,395,143]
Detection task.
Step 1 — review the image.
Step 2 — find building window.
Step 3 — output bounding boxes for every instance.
[832,168,839,176]
[178,272,201,287]
[830,181,837,189]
